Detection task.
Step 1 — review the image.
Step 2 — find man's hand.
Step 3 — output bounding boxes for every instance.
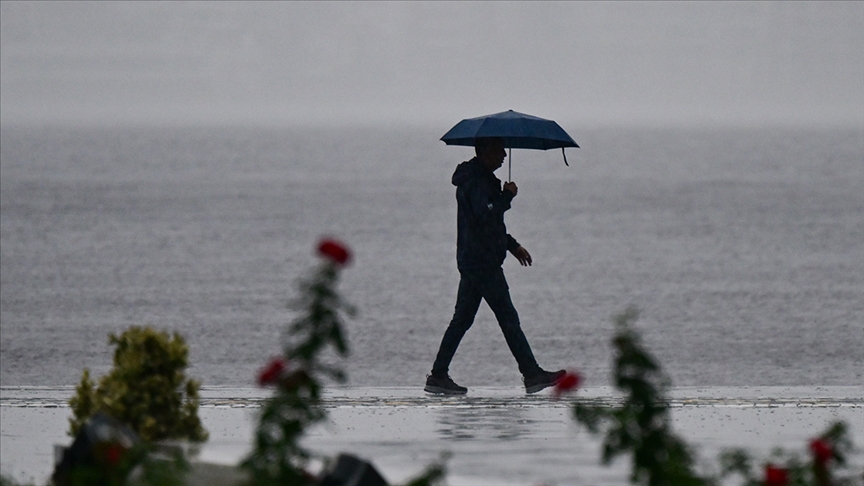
[510,246,532,266]
[503,181,518,196]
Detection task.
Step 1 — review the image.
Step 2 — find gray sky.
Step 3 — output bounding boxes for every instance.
[1,1,862,127]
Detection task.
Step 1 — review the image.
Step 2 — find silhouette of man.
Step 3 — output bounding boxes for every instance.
[425,137,565,395]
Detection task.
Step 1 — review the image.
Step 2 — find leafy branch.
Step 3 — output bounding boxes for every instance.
[568,307,861,486]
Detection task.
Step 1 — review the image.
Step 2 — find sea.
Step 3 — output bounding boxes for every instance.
[1,124,862,389]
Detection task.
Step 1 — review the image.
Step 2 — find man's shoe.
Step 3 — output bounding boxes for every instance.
[524,369,567,394]
[424,374,467,395]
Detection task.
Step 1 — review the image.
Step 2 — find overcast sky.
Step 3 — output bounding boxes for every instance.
[1,1,862,127]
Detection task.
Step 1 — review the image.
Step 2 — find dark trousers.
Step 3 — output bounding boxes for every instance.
[432,267,541,377]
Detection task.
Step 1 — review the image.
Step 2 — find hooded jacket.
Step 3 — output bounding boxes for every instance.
[452,158,521,270]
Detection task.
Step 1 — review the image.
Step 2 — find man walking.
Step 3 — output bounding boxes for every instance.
[425,137,565,395]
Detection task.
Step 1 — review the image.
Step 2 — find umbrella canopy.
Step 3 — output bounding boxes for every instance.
[440,110,579,150]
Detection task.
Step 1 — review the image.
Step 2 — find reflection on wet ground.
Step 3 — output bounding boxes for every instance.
[435,404,541,441]
[2,386,862,486]
[3,385,862,409]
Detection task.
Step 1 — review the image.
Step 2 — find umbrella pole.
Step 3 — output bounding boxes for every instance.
[508,147,512,182]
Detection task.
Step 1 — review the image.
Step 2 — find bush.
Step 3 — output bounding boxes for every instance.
[573,307,705,486]
[241,239,355,486]
[68,326,208,443]
[241,238,448,486]
[567,307,860,486]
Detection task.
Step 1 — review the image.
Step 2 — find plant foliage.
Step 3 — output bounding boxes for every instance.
[241,246,356,486]
[241,239,448,486]
[573,306,706,486]
[719,421,860,486]
[68,326,208,443]
[571,306,861,486]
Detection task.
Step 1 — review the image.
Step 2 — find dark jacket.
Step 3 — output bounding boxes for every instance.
[452,158,521,270]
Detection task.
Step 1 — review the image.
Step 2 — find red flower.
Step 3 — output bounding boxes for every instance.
[764,465,789,486]
[809,438,833,465]
[317,238,351,266]
[552,371,581,398]
[103,443,126,465]
[257,357,288,386]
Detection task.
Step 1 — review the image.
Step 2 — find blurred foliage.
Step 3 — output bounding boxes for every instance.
[571,306,861,486]
[719,421,860,486]
[573,306,706,485]
[126,445,190,486]
[54,442,189,486]
[68,326,207,443]
[241,252,356,486]
[241,240,449,486]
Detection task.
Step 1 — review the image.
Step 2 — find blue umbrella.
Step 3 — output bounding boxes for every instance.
[440,110,579,179]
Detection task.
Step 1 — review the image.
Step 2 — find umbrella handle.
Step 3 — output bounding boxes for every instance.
[508,147,512,182]
[562,147,569,167]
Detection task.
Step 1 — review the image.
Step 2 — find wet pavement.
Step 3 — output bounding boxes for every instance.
[2,386,862,485]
